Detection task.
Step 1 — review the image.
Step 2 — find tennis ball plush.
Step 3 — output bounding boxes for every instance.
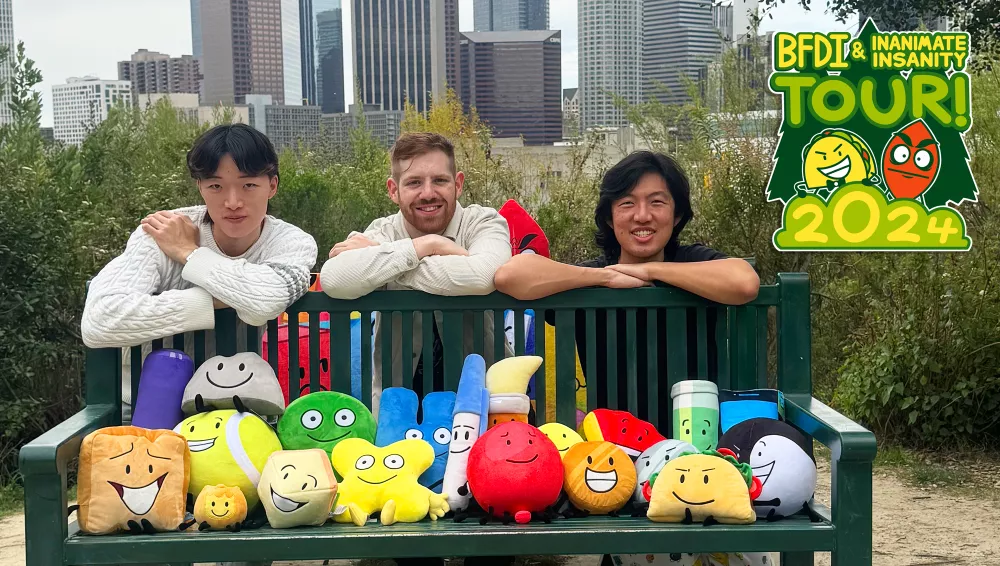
[175,409,281,509]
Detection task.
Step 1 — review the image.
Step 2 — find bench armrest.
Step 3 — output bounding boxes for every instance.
[784,394,877,463]
[19,404,117,477]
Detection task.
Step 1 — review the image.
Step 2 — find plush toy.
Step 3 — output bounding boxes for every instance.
[277,391,376,458]
[331,438,449,526]
[486,356,542,428]
[646,450,760,525]
[182,352,286,416]
[174,409,282,509]
[671,381,720,451]
[466,421,563,524]
[632,439,699,505]
[580,409,666,459]
[442,354,490,513]
[76,426,190,534]
[542,322,589,424]
[719,389,784,434]
[539,422,583,459]
[562,441,636,515]
[612,552,774,566]
[258,449,339,528]
[375,388,456,492]
[499,199,550,257]
[192,484,248,531]
[718,418,816,520]
[131,349,194,431]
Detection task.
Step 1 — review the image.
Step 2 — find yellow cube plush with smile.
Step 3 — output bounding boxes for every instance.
[258,449,339,528]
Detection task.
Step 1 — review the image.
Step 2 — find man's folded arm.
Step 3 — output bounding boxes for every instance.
[320,232,420,300]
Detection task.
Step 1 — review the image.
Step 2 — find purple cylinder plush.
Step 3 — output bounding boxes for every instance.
[131,349,195,430]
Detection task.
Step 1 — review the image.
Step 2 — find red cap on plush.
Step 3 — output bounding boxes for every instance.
[498,200,550,258]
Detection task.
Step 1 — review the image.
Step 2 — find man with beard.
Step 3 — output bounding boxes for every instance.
[320,133,513,417]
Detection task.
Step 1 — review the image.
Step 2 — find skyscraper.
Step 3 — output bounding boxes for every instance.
[444,0,460,94]
[578,0,642,129]
[118,50,201,96]
[460,30,562,145]
[644,0,722,106]
[352,0,447,113]
[0,0,15,126]
[52,77,132,146]
[473,0,548,31]
[194,0,299,105]
[300,0,345,113]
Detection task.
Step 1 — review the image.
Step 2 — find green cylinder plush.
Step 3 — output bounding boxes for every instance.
[670,380,720,451]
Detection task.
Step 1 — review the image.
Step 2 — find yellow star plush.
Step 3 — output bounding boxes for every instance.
[331,438,449,526]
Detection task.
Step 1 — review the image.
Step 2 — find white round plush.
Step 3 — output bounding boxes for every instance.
[750,434,817,517]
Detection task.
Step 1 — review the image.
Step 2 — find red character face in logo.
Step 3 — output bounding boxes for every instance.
[882,119,940,200]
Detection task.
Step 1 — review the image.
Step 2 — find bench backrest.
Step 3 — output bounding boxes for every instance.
[85,273,810,436]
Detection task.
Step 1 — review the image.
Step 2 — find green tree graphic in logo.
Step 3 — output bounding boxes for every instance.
[767,19,978,251]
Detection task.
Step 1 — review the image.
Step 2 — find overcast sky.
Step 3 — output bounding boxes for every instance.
[14,0,857,127]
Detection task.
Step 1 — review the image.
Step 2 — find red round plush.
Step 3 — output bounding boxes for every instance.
[467,421,563,521]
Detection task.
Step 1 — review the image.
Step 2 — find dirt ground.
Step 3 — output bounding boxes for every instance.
[2,458,999,566]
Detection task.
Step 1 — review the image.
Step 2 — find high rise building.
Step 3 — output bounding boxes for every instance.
[460,30,562,145]
[352,0,447,113]
[473,0,548,31]
[321,103,404,148]
[118,50,201,97]
[194,0,299,106]
[444,0,460,94]
[245,93,320,149]
[712,0,758,46]
[562,87,579,137]
[52,77,132,145]
[0,0,15,125]
[578,0,642,129]
[644,0,722,106]
[300,0,345,113]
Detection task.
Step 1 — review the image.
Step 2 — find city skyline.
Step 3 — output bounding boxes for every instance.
[15,0,857,127]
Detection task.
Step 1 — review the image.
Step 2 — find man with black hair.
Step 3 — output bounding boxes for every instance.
[82,123,318,422]
[494,151,759,424]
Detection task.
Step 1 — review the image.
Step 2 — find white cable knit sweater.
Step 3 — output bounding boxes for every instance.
[81,205,318,406]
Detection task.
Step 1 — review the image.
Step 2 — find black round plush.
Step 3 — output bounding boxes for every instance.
[718,418,816,519]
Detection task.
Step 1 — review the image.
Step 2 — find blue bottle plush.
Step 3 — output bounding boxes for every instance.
[719,389,785,434]
[375,387,456,492]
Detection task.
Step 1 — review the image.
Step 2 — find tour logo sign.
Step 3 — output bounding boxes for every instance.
[767,19,978,251]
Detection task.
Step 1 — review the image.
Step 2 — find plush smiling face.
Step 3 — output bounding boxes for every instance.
[258,449,338,528]
[278,391,376,457]
[539,422,584,458]
[563,441,636,514]
[466,421,563,518]
[581,409,666,459]
[176,409,282,509]
[77,427,190,534]
[182,352,285,415]
[633,439,699,503]
[647,453,755,524]
[374,388,456,492]
[194,484,248,530]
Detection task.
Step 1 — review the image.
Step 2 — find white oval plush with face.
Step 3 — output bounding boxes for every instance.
[632,439,699,503]
[181,352,285,416]
[749,434,817,518]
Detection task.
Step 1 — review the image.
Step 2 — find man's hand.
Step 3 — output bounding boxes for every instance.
[329,234,378,258]
[601,264,651,289]
[605,263,655,282]
[141,211,199,265]
[213,298,230,309]
[413,234,469,259]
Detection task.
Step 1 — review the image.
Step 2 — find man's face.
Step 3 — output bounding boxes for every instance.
[198,154,277,243]
[388,150,464,236]
[611,173,678,263]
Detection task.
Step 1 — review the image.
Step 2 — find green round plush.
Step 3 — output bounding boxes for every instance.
[277,392,376,457]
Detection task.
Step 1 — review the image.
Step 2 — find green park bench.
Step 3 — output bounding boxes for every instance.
[20,272,876,565]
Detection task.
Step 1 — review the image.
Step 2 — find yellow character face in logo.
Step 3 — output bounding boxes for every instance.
[801,129,874,195]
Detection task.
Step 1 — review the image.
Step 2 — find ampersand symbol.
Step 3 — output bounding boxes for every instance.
[851,40,866,61]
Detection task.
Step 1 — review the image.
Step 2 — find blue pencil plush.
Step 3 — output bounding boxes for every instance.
[375,388,456,492]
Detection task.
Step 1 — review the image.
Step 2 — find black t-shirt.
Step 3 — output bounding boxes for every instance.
[545,244,728,428]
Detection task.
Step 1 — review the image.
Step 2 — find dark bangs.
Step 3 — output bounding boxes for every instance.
[187,123,279,181]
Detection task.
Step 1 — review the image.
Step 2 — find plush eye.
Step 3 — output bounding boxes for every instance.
[914,149,933,170]
[505,440,511,445]
[355,455,375,470]
[335,408,356,427]
[125,465,131,474]
[384,454,405,470]
[609,457,614,465]
[891,144,910,164]
[405,428,423,440]
[704,475,709,484]
[465,431,470,440]
[215,421,221,429]
[190,425,195,433]
[239,363,246,371]
[148,465,153,473]
[587,456,593,464]
[453,430,459,441]
[217,363,224,371]
[621,427,627,434]
[680,474,685,483]
[528,439,533,445]
[685,429,690,435]
[225,501,229,507]
[433,427,450,444]
[211,501,215,507]
[562,433,567,438]
[301,409,323,430]
[701,429,706,436]
[645,461,650,467]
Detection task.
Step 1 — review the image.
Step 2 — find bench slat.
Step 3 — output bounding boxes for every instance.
[442,311,463,391]
[585,309,597,415]
[625,308,638,416]
[665,308,687,438]
[331,311,350,395]
[696,308,708,379]
[715,308,730,390]
[381,311,395,388]
[309,314,321,395]
[421,311,434,394]
[401,311,413,389]
[287,311,301,403]
[555,309,575,427]
[474,310,485,357]
[645,308,659,428]
[605,309,618,410]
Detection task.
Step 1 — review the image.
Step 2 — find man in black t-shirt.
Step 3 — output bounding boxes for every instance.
[494,151,760,425]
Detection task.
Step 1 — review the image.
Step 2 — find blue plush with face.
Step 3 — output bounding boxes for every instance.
[375,388,456,492]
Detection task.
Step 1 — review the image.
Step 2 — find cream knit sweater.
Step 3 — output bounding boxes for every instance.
[82,205,317,406]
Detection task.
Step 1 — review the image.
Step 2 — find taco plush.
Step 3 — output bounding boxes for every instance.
[646,450,759,525]
[77,426,190,534]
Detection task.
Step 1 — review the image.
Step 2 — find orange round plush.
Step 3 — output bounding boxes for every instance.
[563,441,636,514]
[193,484,248,530]
[488,413,528,429]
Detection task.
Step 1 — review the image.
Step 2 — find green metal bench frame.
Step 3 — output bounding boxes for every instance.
[20,273,876,565]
